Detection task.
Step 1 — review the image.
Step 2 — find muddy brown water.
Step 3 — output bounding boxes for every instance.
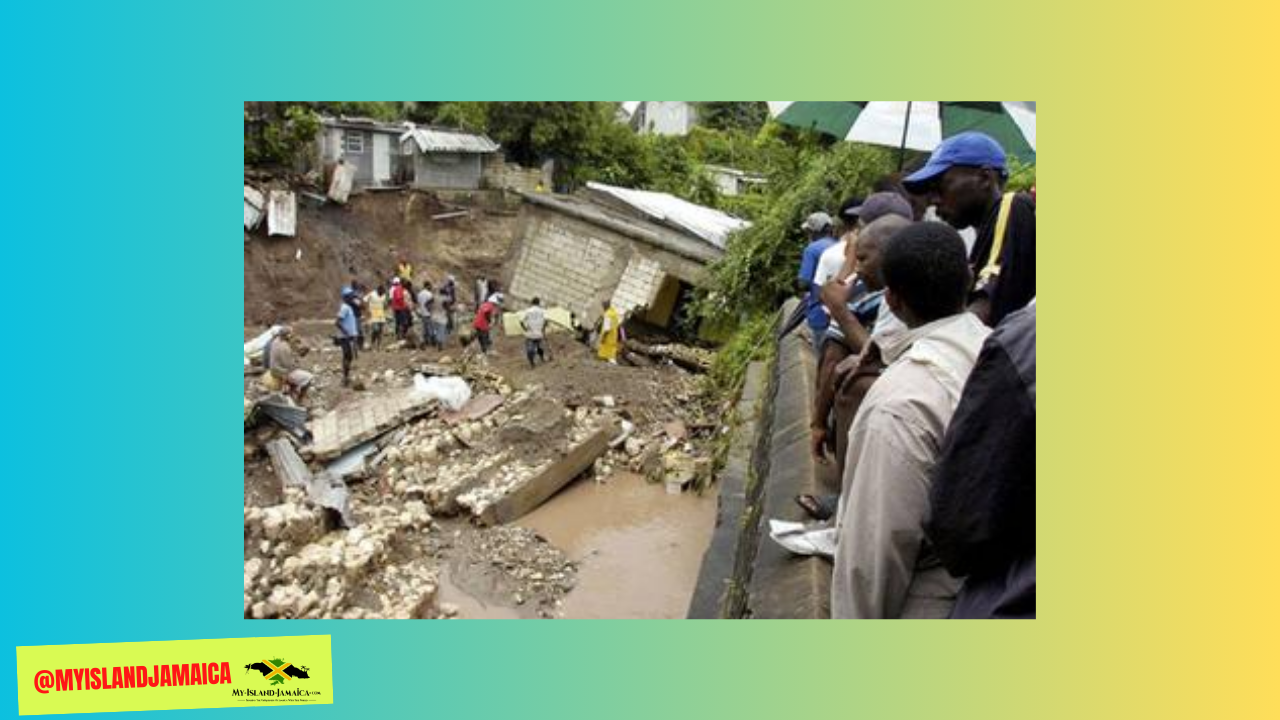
[524,472,715,619]
[436,472,716,619]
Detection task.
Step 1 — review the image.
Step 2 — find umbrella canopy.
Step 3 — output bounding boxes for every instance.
[767,101,1036,164]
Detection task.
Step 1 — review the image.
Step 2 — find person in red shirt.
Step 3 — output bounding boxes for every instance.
[390,278,411,341]
[472,293,503,355]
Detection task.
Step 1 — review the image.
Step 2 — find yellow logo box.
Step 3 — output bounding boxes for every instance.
[16,635,333,715]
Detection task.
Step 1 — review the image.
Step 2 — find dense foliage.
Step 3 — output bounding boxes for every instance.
[691,143,899,327]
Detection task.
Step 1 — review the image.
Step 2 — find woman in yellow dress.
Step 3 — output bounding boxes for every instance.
[597,300,621,364]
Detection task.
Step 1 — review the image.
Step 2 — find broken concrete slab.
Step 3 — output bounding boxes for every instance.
[267,190,297,237]
[440,394,504,426]
[476,424,615,526]
[307,388,439,461]
[244,185,265,230]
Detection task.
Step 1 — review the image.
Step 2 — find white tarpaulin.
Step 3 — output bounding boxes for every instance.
[244,325,285,366]
[328,162,355,204]
[267,190,296,237]
[244,185,265,230]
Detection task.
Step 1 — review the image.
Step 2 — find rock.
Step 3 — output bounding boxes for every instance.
[440,602,459,618]
[624,437,644,457]
[663,420,688,441]
[593,395,616,408]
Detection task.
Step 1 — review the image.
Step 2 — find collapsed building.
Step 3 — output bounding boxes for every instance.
[508,182,749,333]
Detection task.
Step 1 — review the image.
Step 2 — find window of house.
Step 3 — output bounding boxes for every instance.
[343,131,365,154]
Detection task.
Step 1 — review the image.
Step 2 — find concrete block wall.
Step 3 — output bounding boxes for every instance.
[610,256,663,315]
[482,157,548,193]
[508,215,625,320]
[508,205,714,326]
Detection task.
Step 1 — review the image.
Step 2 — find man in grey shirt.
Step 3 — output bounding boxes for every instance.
[520,297,549,368]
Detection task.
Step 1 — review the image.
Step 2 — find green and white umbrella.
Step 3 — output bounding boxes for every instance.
[767,101,1036,166]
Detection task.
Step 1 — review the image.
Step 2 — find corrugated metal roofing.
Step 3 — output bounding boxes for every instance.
[585,182,750,250]
[401,128,500,154]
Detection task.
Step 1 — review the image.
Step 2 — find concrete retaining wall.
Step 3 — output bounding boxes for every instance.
[688,300,836,619]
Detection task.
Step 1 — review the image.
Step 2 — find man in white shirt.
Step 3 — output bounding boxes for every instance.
[832,222,991,619]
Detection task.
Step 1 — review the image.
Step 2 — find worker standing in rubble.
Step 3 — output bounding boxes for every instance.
[336,289,360,387]
[417,281,437,349]
[441,274,458,334]
[365,285,387,351]
[473,292,502,355]
[390,278,411,341]
[342,279,364,354]
[429,285,450,350]
[597,299,622,365]
[521,297,550,367]
[397,257,414,285]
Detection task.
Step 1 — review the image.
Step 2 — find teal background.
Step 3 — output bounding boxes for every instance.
[0,1,1046,718]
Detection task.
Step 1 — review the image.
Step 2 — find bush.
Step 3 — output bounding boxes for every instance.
[246,105,321,168]
[1006,156,1037,192]
[693,143,898,327]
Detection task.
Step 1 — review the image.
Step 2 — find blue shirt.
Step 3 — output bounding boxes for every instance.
[799,236,837,329]
[825,288,885,345]
[337,303,358,338]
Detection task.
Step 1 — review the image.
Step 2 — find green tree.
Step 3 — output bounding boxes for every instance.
[693,142,898,326]
[246,104,321,168]
[697,102,768,133]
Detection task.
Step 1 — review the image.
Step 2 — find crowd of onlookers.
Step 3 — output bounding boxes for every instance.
[789,132,1036,619]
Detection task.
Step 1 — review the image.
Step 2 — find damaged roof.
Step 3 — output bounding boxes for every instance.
[321,115,410,134]
[585,182,750,250]
[400,127,501,155]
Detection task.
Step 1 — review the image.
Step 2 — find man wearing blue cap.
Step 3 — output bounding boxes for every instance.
[903,132,1035,327]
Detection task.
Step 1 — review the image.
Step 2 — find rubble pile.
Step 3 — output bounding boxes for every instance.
[245,318,724,619]
[463,526,578,618]
[244,486,438,619]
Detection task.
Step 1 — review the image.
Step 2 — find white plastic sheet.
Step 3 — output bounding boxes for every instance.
[244,325,285,366]
[768,519,837,558]
[410,374,471,411]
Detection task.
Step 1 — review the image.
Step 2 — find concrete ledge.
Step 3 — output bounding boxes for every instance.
[687,359,769,618]
[746,323,833,619]
[687,300,837,619]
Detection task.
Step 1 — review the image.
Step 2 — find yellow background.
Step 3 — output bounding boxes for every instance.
[16,636,332,715]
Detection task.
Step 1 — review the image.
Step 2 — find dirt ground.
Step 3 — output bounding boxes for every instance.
[244,190,524,324]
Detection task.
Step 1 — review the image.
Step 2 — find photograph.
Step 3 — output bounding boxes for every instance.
[242,101,1036,620]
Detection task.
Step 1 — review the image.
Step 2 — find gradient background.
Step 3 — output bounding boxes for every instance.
[3,0,1268,717]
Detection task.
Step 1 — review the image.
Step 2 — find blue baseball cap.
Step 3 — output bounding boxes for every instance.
[903,132,1008,191]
